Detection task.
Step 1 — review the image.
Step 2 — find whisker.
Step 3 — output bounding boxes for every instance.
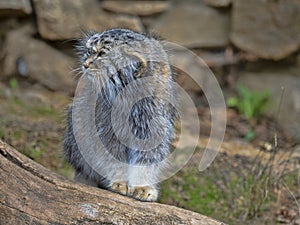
[70,67,82,74]
[67,67,82,81]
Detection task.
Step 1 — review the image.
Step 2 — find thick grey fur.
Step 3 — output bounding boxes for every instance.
[63,29,176,201]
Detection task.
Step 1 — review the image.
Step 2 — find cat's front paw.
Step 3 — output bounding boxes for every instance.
[128,186,158,202]
[110,181,128,195]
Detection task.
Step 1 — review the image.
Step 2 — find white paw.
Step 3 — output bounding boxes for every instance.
[110,181,128,195]
[128,186,158,202]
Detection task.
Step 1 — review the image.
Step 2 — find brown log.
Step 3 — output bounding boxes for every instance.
[0,140,226,225]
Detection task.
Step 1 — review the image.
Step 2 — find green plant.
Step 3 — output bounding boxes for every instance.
[227,85,270,119]
[9,78,19,90]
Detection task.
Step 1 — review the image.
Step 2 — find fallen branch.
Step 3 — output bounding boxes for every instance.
[0,140,226,225]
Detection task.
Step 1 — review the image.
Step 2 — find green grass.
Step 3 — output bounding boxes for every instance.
[160,169,225,218]
[183,174,221,215]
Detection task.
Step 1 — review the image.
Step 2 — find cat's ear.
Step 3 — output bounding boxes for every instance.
[128,52,147,78]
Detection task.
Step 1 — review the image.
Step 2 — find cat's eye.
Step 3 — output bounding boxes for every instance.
[97,50,105,57]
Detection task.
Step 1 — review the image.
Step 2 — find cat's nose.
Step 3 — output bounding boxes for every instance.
[83,58,96,69]
[83,60,91,69]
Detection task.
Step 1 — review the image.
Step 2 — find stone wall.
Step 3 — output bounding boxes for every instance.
[0,0,299,136]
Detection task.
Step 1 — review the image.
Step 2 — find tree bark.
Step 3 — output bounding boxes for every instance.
[0,140,226,225]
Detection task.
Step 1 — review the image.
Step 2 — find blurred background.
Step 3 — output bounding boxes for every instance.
[0,0,299,224]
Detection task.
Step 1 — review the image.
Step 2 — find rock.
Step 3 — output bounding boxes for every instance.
[176,69,202,93]
[171,50,210,93]
[203,0,231,7]
[0,0,32,16]
[230,0,300,60]
[149,2,229,48]
[196,49,238,67]
[3,25,76,95]
[101,1,171,16]
[0,18,19,36]
[238,66,300,140]
[32,0,144,41]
